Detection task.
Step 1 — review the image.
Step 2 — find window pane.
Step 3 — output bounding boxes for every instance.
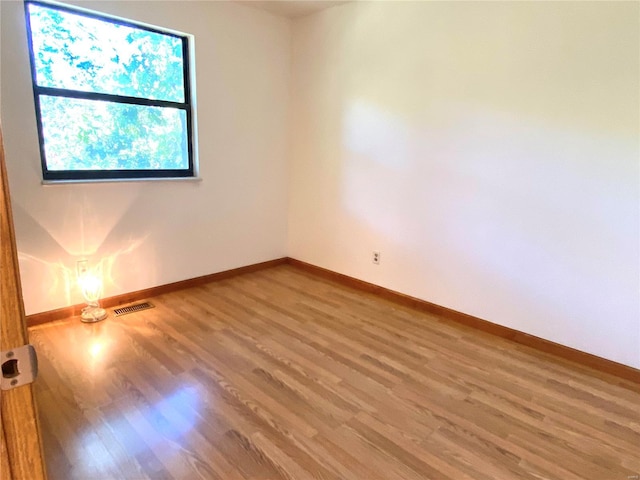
[39,96,189,171]
[28,4,185,102]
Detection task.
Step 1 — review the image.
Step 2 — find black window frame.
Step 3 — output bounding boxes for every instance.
[24,0,196,181]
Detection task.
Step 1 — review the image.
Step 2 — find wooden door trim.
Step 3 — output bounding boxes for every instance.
[0,125,48,479]
[1,420,12,479]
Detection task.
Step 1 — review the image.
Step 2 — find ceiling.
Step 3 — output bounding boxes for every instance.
[237,1,349,18]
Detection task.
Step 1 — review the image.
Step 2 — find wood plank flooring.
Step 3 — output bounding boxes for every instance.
[29,265,640,479]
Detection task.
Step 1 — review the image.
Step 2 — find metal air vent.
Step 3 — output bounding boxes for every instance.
[113,302,154,316]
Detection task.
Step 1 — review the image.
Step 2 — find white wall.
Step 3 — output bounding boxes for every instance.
[1,0,291,314]
[3,0,639,369]
[289,2,640,368]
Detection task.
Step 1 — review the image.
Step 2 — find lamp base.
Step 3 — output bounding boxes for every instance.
[81,306,107,323]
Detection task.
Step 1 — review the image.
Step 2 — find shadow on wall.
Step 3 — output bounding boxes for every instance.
[284,0,639,366]
[13,187,153,314]
[340,96,638,350]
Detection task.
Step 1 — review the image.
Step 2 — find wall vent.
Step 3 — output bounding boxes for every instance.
[113,302,154,316]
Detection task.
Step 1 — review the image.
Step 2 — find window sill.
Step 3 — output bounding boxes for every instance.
[41,176,203,186]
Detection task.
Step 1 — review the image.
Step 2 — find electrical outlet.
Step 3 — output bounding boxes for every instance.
[77,260,88,278]
[372,251,380,265]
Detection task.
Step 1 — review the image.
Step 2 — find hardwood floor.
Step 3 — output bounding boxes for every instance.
[29,265,640,479]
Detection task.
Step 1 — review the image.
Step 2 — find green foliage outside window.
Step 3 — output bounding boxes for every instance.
[26,1,194,179]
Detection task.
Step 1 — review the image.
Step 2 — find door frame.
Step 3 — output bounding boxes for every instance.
[0,124,48,479]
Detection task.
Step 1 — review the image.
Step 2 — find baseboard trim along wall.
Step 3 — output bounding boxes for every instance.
[286,258,640,388]
[26,258,288,327]
[26,256,639,387]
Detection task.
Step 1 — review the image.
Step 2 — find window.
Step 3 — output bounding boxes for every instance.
[25,1,195,181]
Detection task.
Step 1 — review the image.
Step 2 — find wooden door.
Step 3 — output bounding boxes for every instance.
[0,125,47,479]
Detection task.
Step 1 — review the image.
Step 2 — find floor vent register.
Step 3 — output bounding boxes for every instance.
[113,302,155,316]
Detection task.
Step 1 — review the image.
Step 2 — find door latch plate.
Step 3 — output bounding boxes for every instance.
[1,344,38,390]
